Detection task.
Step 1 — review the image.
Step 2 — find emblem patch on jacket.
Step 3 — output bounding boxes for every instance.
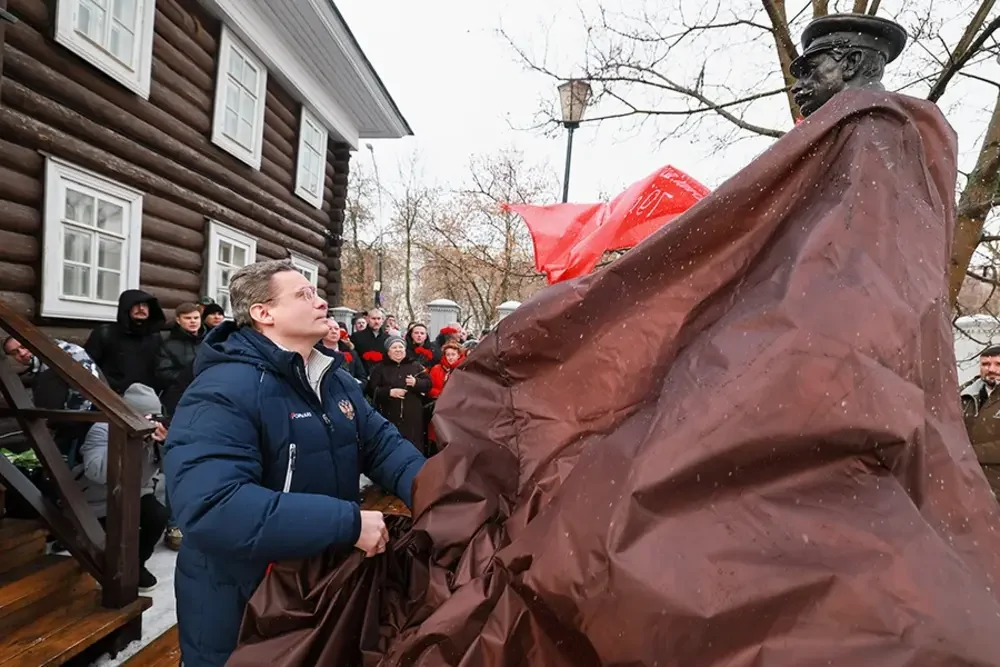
[338,399,355,420]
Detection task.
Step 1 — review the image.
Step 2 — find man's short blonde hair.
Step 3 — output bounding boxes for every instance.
[228,259,297,327]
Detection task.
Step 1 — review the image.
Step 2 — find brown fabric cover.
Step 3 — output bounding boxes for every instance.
[229,90,1000,667]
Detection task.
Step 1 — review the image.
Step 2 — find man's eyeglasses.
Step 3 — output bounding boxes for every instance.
[261,286,319,306]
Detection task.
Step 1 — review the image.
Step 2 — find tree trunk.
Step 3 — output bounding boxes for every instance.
[404,221,414,322]
[761,0,800,121]
[950,89,1000,304]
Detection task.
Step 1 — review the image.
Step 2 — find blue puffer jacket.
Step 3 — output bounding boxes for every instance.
[163,322,425,667]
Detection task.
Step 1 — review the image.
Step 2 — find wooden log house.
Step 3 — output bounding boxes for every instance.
[0,0,410,663]
[0,0,410,335]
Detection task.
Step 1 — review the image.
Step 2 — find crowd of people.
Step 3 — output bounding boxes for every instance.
[323,307,481,455]
[1,275,478,603]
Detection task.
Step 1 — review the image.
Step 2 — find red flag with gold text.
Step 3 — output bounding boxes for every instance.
[505,164,710,283]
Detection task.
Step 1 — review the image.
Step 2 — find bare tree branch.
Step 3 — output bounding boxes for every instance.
[927,1,999,102]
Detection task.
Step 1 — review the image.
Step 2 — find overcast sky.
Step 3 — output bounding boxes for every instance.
[336,0,998,212]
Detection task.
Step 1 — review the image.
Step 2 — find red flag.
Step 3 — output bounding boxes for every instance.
[506,164,709,283]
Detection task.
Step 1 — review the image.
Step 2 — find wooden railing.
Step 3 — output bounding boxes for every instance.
[0,299,154,608]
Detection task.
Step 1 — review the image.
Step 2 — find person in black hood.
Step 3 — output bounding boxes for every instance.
[84,289,166,394]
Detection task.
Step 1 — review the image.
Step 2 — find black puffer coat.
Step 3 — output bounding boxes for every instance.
[83,289,165,394]
[155,325,203,398]
[365,357,431,455]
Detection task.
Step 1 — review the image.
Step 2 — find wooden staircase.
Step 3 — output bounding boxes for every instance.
[122,626,181,666]
[0,518,151,666]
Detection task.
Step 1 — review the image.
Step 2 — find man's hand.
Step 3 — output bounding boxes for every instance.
[405,375,416,387]
[355,510,389,557]
[151,421,168,442]
[389,388,407,399]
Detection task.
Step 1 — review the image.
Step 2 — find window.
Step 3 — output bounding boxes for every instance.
[206,221,257,316]
[54,0,157,98]
[42,157,143,321]
[291,254,319,286]
[211,26,268,169]
[294,107,328,208]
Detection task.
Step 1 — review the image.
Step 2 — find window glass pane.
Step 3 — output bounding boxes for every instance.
[65,189,95,226]
[218,291,231,315]
[98,236,122,269]
[96,200,123,234]
[241,60,258,90]
[112,0,136,25]
[97,269,120,301]
[232,245,247,267]
[219,242,231,265]
[76,0,108,42]
[63,265,90,298]
[237,118,253,147]
[218,267,232,290]
[64,229,92,264]
[306,122,322,149]
[239,91,255,123]
[225,85,239,114]
[228,50,244,81]
[223,108,239,140]
[109,23,135,66]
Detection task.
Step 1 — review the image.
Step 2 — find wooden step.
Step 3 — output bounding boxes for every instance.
[0,555,93,633]
[0,587,151,666]
[0,519,48,575]
[123,626,180,667]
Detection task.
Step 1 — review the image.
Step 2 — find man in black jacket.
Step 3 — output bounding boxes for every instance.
[351,308,389,373]
[84,289,165,394]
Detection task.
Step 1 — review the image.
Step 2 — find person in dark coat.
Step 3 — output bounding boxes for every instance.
[320,317,366,384]
[163,260,425,667]
[201,303,226,331]
[351,308,388,373]
[155,302,204,402]
[3,336,106,459]
[155,302,205,553]
[406,322,437,369]
[366,336,432,455]
[84,289,165,394]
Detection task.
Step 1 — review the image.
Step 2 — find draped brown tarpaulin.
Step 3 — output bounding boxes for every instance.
[229,90,1000,667]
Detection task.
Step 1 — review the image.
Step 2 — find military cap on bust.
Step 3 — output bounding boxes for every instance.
[789,13,907,78]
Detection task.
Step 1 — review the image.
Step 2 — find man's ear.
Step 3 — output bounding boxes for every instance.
[249,303,273,327]
[840,50,865,81]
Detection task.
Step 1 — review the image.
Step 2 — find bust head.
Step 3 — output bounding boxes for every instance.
[790,14,907,117]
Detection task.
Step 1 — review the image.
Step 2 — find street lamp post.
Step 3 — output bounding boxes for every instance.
[557,79,592,203]
[374,249,383,308]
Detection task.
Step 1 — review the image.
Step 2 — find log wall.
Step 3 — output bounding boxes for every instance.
[0,0,347,341]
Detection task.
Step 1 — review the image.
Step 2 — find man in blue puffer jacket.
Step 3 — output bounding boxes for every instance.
[163,259,425,667]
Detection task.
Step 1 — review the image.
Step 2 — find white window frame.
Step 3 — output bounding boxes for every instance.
[54,0,157,99]
[41,157,144,322]
[205,221,257,317]
[211,26,268,169]
[291,254,320,287]
[294,107,328,209]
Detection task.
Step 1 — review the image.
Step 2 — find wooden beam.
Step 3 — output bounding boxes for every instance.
[0,362,107,555]
[102,425,141,608]
[0,299,153,434]
[0,454,103,579]
[0,102,324,262]
[0,0,9,106]
[0,407,109,422]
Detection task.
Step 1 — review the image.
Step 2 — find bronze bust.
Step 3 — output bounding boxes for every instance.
[790,14,907,117]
